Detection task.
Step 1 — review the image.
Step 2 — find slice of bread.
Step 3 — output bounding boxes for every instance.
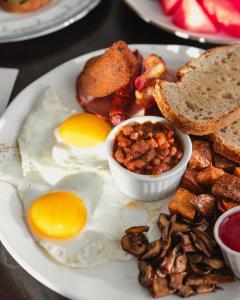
[210,119,240,164]
[153,44,240,135]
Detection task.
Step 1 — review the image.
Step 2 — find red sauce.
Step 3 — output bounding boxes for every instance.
[219,211,240,252]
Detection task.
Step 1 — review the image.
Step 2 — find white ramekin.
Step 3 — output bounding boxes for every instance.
[214,206,240,278]
[105,116,192,201]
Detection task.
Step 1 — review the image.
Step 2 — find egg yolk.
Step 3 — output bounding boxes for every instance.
[28,191,87,239]
[58,113,111,147]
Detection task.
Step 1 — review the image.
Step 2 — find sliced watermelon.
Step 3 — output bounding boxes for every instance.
[200,0,240,37]
[172,0,218,33]
[160,0,181,15]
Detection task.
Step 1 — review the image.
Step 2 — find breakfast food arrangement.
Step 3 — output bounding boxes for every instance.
[0,40,239,299]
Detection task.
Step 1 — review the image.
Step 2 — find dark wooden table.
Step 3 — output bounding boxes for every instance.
[0,1,217,299]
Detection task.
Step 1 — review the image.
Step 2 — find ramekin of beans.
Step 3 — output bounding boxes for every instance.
[105,116,192,201]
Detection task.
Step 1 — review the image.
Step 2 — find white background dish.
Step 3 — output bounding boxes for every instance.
[123,0,240,44]
[0,45,239,300]
[0,0,101,43]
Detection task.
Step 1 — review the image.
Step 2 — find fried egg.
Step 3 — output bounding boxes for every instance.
[0,145,162,268]
[52,112,111,170]
[18,87,111,185]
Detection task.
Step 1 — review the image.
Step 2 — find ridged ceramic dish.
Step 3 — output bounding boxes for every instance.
[0,0,101,43]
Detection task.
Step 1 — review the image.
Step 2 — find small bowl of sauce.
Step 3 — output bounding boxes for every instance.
[214,206,240,278]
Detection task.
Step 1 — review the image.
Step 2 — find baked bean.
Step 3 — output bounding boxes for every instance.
[153,163,169,175]
[155,132,167,146]
[130,132,139,140]
[143,149,156,163]
[126,160,145,171]
[147,138,158,149]
[169,146,177,157]
[131,140,149,154]
[152,158,161,166]
[113,122,183,175]
[159,148,170,157]
[159,142,170,150]
[122,125,134,136]
[115,149,125,163]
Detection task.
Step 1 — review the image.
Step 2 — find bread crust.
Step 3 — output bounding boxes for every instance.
[0,0,52,13]
[153,44,240,135]
[209,132,240,164]
[153,82,240,135]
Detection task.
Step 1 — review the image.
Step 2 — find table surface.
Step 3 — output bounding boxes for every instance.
[0,0,217,299]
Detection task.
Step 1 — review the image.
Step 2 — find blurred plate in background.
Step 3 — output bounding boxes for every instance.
[0,0,101,43]
[123,0,239,44]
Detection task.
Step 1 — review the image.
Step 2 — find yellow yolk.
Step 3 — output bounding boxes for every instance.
[58,113,111,147]
[28,191,87,239]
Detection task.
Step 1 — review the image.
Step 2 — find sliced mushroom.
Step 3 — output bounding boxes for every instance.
[158,213,169,229]
[189,232,212,258]
[155,268,166,278]
[191,194,216,217]
[161,215,176,256]
[189,262,211,275]
[195,285,216,294]
[194,218,209,232]
[170,272,186,290]
[138,260,148,272]
[172,254,188,273]
[177,285,194,297]
[138,263,155,287]
[193,229,215,256]
[186,274,235,286]
[161,246,178,275]
[121,233,148,257]
[125,226,149,234]
[172,222,190,233]
[179,233,196,252]
[187,254,203,264]
[202,257,224,269]
[151,277,174,298]
[142,240,162,260]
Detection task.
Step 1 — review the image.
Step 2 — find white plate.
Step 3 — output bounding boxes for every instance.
[0,45,239,300]
[0,0,101,43]
[124,0,240,44]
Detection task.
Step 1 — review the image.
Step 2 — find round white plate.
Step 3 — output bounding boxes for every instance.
[0,0,101,43]
[0,45,239,300]
[124,0,240,44]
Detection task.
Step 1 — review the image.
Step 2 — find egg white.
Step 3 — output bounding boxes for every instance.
[0,144,163,268]
[52,128,108,170]
[18,87,109,185]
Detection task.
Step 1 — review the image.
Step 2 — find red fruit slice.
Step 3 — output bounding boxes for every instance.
[232,0,240,11]
[173,0,218,33]
[200,0,240,37]
[160,0,181,15]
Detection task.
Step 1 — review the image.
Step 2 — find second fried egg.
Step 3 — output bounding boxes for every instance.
[0,145,162,268]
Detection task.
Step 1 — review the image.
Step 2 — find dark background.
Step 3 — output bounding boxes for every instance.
[0,0,216,299]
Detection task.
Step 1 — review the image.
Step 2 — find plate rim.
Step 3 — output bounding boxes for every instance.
[0,44,205,300]
[123,0,240,45]
[0,0,101,43]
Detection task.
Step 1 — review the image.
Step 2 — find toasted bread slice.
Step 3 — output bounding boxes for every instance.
[153,44,240,135]
[210,119,240,164]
